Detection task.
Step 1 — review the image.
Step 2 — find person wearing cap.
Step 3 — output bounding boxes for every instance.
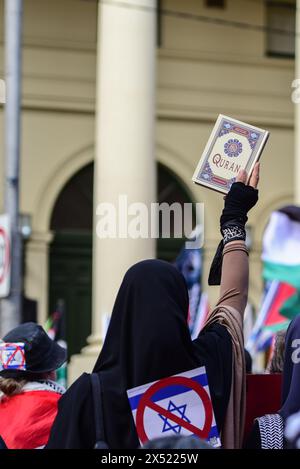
[0,322,67,449]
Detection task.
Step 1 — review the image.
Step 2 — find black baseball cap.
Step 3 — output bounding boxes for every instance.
[0,322,67,377]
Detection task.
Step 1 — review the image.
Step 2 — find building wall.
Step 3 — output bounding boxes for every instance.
[157,0,294,306]
[0,0,295,325]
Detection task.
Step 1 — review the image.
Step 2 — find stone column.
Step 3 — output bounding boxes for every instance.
[24,231,53,326]
[68,0,157,383]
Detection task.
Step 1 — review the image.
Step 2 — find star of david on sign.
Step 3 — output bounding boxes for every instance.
[158,400,191,434]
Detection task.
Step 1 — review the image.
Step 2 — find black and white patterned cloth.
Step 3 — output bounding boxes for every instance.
[221,223,246,245]
[256,414,284,449]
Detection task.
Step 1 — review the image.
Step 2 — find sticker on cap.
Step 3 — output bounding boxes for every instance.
[0,342,26,371]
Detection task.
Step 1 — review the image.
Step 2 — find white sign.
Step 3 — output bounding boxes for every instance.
[0,79,5,104]
[0,214,11,298]
[127,366,221,448]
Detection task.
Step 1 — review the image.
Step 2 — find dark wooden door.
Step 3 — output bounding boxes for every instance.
[49,162,194,359]
[49,232,92,358]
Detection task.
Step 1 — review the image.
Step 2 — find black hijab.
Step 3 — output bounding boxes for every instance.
[93,259,199,448]
[280,315,300,420]
[46,259,232,449]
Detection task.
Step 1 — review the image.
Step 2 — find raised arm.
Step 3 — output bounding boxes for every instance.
[212,163,260,315]
[217,240,249,314]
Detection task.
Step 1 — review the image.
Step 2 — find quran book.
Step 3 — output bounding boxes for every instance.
[192,114,269,194]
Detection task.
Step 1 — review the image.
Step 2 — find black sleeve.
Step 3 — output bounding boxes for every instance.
[46,373,96,449]
[244,421,262,449]
[192,323,232,434]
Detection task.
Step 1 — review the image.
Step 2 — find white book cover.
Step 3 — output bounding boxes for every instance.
[192,114,269,194]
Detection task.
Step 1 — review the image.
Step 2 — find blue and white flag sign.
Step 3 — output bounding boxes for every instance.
[127,366,220,448]
[0,342,26,371]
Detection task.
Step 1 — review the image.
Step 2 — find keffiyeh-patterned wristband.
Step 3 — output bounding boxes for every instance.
[221,222,246,245]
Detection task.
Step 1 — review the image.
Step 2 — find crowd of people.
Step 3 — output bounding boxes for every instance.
[1,162,300,450]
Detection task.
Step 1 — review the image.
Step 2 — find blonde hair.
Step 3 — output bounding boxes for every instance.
[0,378,27,397]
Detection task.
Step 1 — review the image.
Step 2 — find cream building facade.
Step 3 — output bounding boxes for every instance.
[0,0,296,380]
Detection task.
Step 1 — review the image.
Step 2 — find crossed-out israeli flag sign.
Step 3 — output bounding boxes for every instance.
[127,366,221,448]
[0,342,26,371]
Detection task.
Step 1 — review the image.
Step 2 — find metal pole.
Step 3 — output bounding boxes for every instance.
[0,0,23,335]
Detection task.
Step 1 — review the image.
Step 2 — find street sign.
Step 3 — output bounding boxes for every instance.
[0,214,11,298]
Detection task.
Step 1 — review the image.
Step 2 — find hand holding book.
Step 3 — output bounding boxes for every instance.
[235,162,260,189]
[221,163,260,229]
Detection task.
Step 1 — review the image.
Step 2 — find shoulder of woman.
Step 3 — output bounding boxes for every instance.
[68,372,92,388]
[197,322,232,342]
[59,373,92,403]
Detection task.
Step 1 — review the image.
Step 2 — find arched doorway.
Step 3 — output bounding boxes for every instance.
[49,163,195,357]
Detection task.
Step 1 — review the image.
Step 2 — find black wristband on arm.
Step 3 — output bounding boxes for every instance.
[208,182,258,286]
[221,222,246,245]
[220,182,258,230]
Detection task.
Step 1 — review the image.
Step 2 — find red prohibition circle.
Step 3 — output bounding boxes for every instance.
[0,343,25,369]
[135,375,213,445]
[0,227,10,284]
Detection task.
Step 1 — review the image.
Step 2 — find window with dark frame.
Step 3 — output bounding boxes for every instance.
[205,0,226,8]
[266,1,296,58]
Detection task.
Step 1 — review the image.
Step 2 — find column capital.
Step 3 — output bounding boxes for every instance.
[27,230,54,245]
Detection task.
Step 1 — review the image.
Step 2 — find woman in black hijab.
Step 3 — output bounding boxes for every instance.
[46,166,259,449]
[46,260,232,449]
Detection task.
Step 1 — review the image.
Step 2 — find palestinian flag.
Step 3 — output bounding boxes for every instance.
[263,281,293,333]
[246,280,291,353]
[262,206,300,320]
[247,206,300,353]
